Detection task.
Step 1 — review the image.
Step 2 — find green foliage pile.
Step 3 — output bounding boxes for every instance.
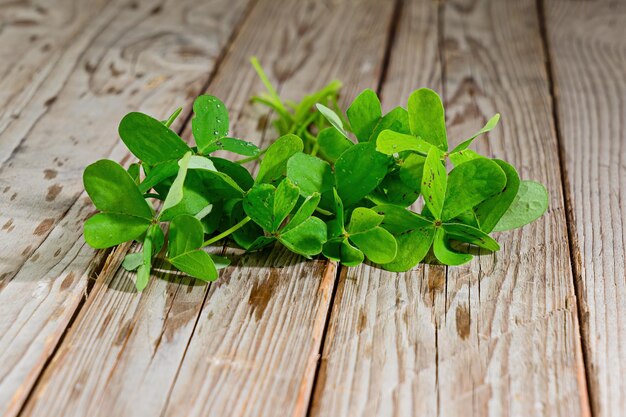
[83,59,548,290]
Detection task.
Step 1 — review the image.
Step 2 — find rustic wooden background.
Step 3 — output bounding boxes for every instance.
[0,0,624,416]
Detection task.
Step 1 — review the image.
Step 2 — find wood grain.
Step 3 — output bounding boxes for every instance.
[0,0,110,164]
[164,0,396,415]
[0,0,253,415]
[311,0,591,415]
[310,1,442,415]
[19,0,397,416]
[546,1,626,415]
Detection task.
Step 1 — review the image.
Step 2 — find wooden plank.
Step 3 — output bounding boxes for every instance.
[149,1,396,415]
[311,0,592,415]
[545,1,626,415]
[310,1,441,415]
[19,0,397,416]
[0,0,110,162]
[0,0,253,415]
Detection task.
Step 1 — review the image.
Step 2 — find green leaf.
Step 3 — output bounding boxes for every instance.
[286,153,334,197]
[399,153,425,191]
[210,157,254,191]
[380,172,419,207]
[421,147,447,219]
[273,178,300,230]
[119,112,191,165]
[451,114,500,153]
[316,103,349,138]
[283,193,321,233]
[374,204,433,234]
[248,236,276,251]
[370,106,410,143]
[317,127,353,163]
[372,204,434,271]
[167,215,218,281]
[407,88,447,150]
[122,252,143,271]
[442,158,506,221]
[348,207,383,234]
[449,149,481,166]
[256,134,304,184]
[187,155,217,171]
[202,137,260,157]
[350,227,397,264]
[192,95,229,153]
[161,152,192,214]
[192,169,244,200]
[127,163,141,184]
[376,130,432,155]
[279,217,327,257]
[382,225,435,272]
[443,222,500,251]
[84,160,153,219]
[493,180,549,232]
[243,183,276,231]
[335,143,389,207]
[474,160,520,233]
[432,228,472,266]
[230,201,266,250]
[159,178,211,222]
[346,89,381,142]
[323,238,364,267]
[84,213,151,249]
[139,160,179,193]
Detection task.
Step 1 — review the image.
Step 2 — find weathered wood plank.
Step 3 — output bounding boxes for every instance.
[0,0,253,415]
[0,0,110,163]
[161,0,396,415]
[546,1,626,415]
[19,0,397,416]
[311,0,591,415]
[310,1,441,415]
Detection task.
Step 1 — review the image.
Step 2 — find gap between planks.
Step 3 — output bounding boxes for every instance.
[536,0,595,415]
[9,0,260,414]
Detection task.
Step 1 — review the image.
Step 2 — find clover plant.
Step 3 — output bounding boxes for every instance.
[83,61,548,290]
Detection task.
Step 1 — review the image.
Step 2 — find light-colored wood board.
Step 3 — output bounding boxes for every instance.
[311,0,591,415]
[436,0,589,414]
[165,0,397,415]
[546,1,626,415]
[310,0,442,415]
[0,0,110,163]
[0,0,253,415]
[19,0,397,416]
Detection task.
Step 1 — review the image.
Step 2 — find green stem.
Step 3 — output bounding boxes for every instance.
[250,57,287,114]
[315,207,333,216]
[202,216,251,247]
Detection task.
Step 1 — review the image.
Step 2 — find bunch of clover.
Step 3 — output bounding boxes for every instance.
[83,60,548,290]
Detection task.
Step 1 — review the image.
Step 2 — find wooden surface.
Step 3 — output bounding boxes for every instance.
[0,0,623,416]
[546,1,626,416]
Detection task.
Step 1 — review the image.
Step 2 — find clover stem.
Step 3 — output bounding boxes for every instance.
[310,142,320,157]
[314,207,333,216]
[202,216,251,247]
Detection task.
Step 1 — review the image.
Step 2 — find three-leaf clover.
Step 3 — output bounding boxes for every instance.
[192,95,260,157]
[323,190,397,266]
[375,148,506,270]
[243,178,326,257]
